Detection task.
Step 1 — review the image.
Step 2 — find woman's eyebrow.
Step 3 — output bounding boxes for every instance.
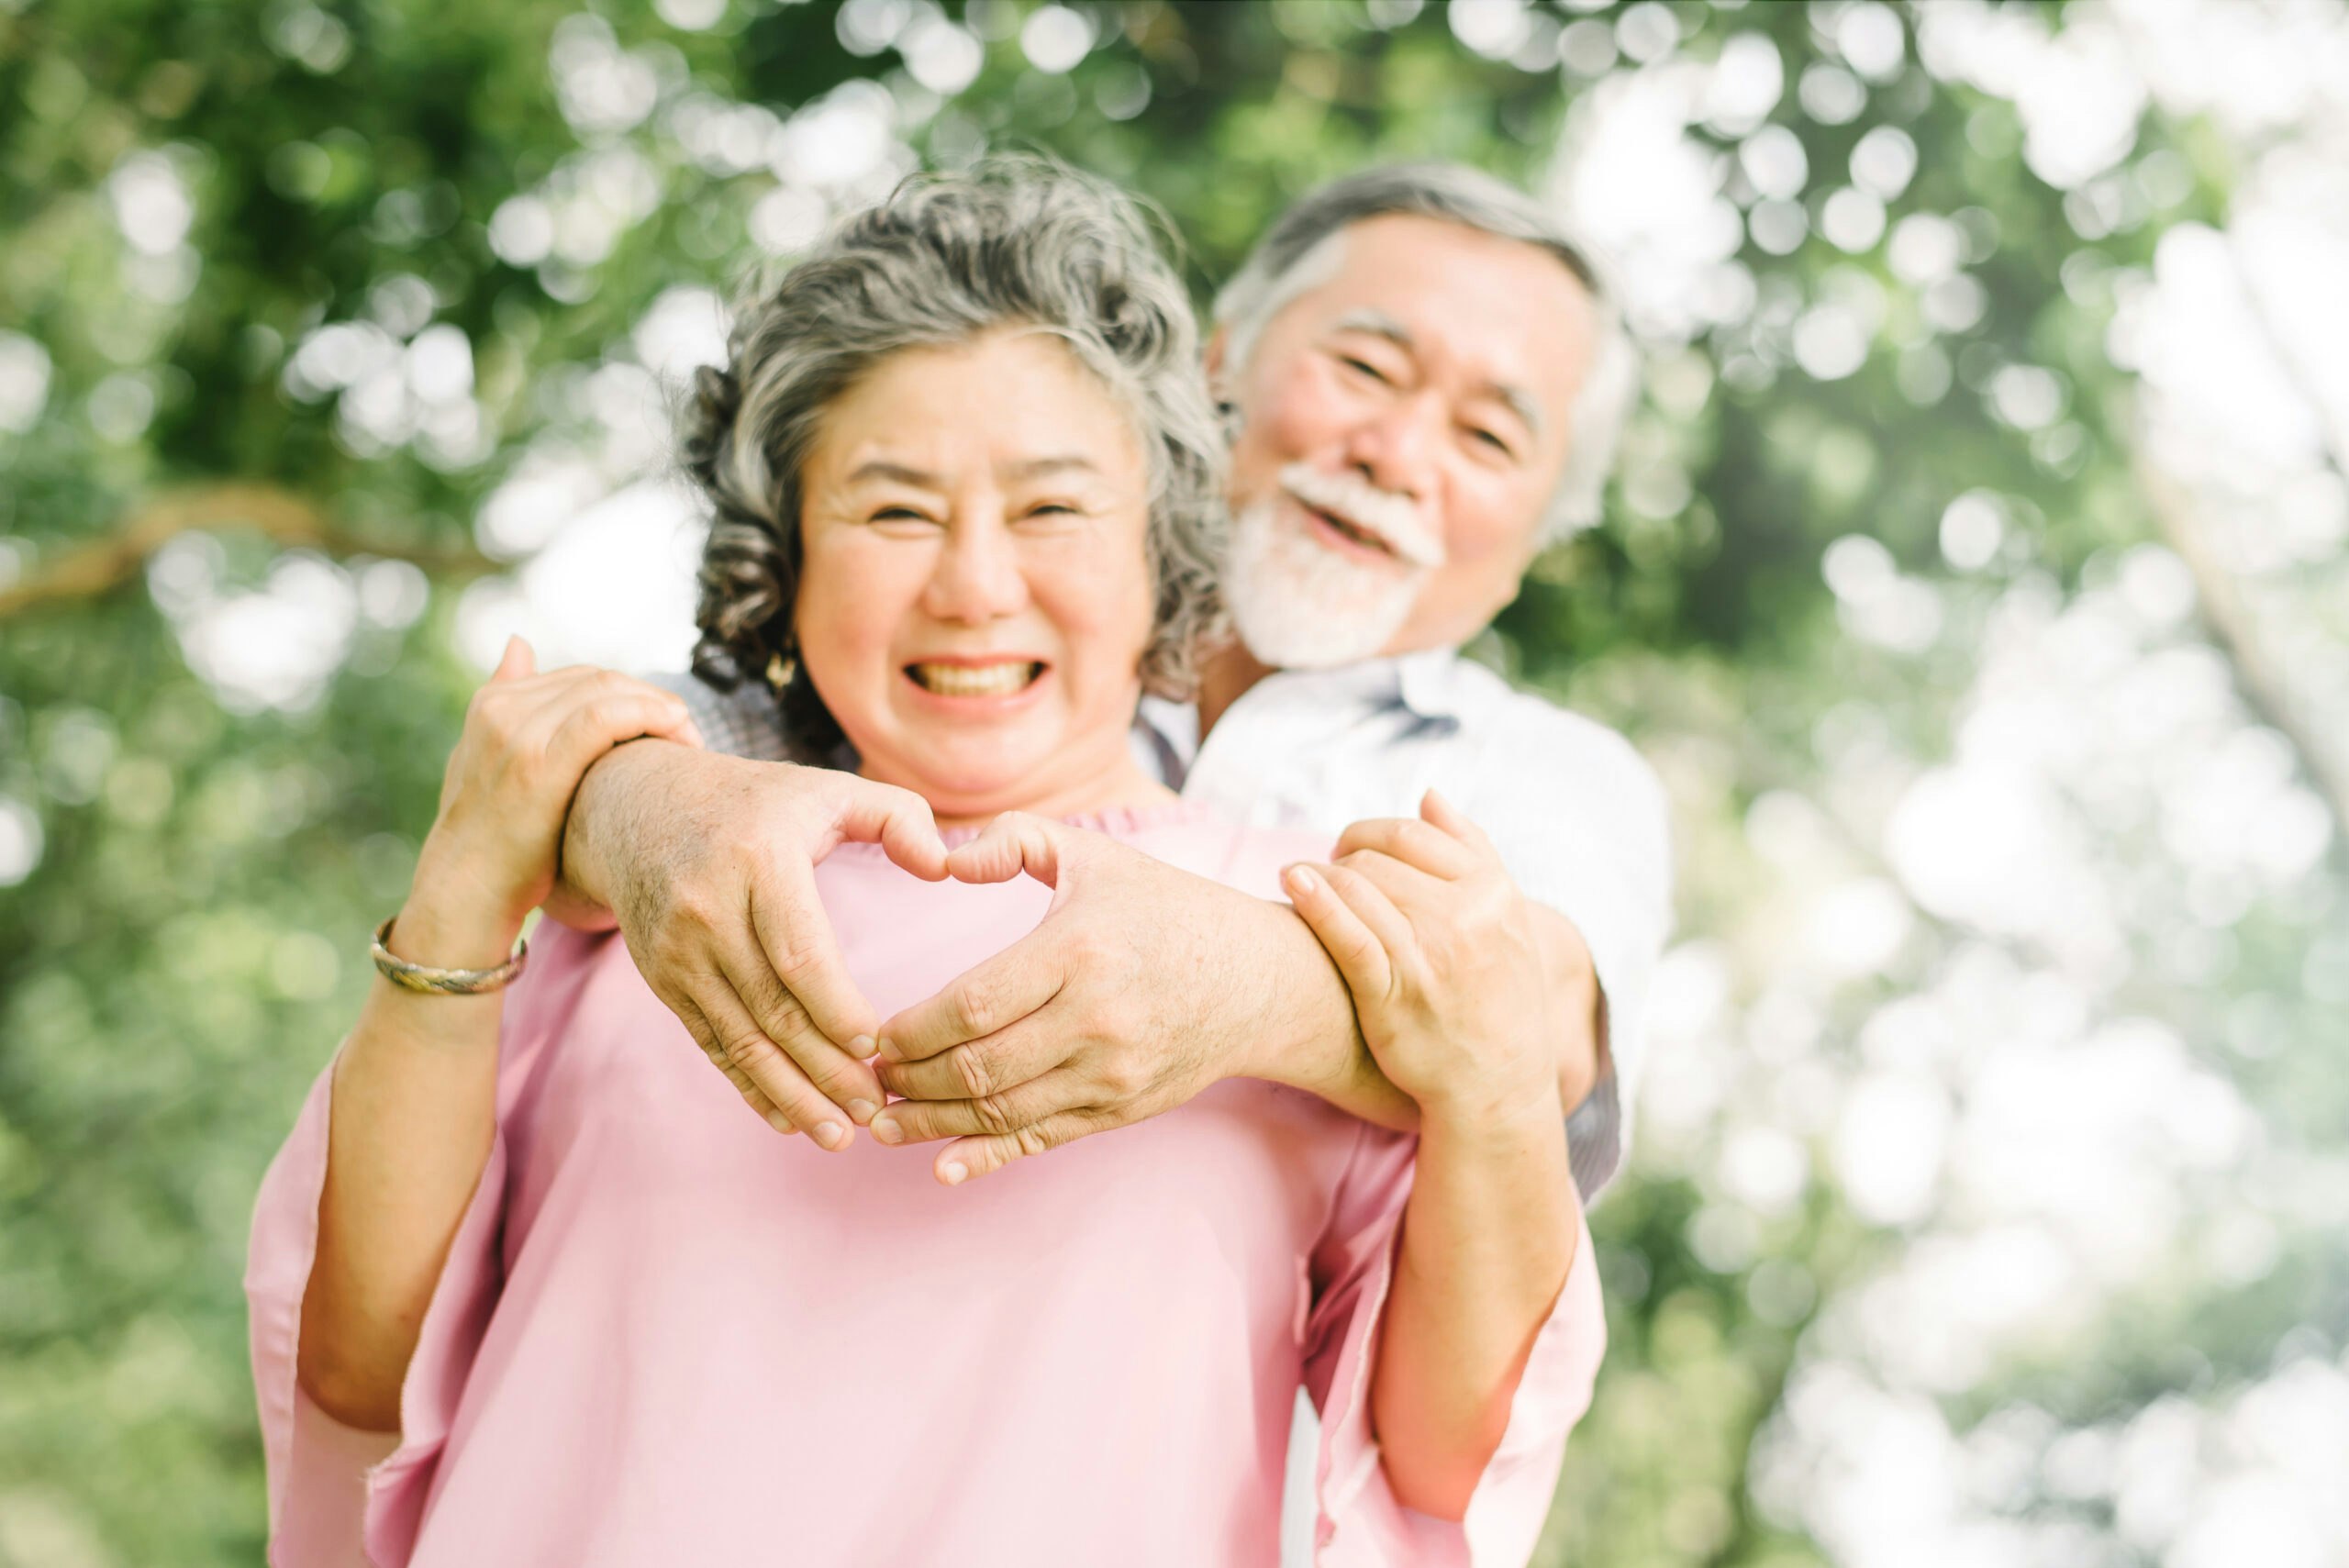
[846,460,939,486]
[845,456,1099,484]
[1001,454,1099,480]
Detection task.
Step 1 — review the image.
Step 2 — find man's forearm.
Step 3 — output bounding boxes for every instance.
[543,738,687,929]
[1236,900,1419,1132]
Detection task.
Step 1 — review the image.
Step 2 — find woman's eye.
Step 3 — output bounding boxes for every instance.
[871,506,930,523]
[1025,502,1080,519]
[1466,428,1514,459]
[1340,355,1388,384]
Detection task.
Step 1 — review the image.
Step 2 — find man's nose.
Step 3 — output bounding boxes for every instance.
[921,513,1030,623]
[1341,389,1442,503]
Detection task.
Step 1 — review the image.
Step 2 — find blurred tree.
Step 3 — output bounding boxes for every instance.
[3,1,2343,1563]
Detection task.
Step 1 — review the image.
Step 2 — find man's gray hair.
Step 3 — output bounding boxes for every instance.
[1210,162,1639,544]
[682,158,1226,749]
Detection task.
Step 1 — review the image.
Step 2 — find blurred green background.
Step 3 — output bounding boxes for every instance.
[5,0,2347,1562]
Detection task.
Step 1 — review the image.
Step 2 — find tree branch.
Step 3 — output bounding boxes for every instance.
[0,482,500,620]
[2136,454,2349,860]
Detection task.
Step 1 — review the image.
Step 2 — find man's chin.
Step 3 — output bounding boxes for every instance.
[1228,603,1408,672]
[1225,500,1421,671]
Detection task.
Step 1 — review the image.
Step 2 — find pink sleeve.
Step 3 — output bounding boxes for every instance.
[243,925,602,1567]
[1303,1129,1609,1568]
[243,1059,511,1568]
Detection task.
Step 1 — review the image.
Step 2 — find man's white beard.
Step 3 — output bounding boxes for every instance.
[1222,491,1426,671]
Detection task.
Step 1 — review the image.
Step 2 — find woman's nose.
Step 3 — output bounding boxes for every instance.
[921,514,1030,623]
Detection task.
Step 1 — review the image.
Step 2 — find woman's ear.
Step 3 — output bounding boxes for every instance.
[1202,324,1230,400]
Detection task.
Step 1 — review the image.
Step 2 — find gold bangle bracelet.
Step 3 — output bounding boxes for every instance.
[370,916,529,995]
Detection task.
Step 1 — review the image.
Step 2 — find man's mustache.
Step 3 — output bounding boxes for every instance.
[1278,463,1446,569]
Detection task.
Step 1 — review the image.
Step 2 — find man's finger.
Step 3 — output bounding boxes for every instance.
[716,940,885,1123]
[692,983,856,1149]
[941,810,1073,889]
[1284,863,1396,1001]
[868,1068,1088,1146]
[1331,815,1479,880]
[874,1014,1069,1102]
[826,775,950,882]
[744,858,882,1054]
[672,994,797,1138]
[932,1110,1110,1186]
[877,938,1064,1063]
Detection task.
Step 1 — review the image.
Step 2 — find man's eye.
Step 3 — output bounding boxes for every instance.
[871,506,930,522]
[1025,502,1080,519]
[1467,428,1514,458]
[1339,355,1389,384]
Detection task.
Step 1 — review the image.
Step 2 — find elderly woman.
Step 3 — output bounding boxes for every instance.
[248,164,1601,1567]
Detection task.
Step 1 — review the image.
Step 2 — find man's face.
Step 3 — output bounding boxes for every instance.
[1215,213,1600,667]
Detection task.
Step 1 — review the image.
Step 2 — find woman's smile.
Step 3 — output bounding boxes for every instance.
[901,657,1050,704]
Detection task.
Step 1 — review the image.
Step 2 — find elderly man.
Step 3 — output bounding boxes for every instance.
[552,163,1670,1203]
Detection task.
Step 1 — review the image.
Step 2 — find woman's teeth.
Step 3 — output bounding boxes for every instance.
[908,662,1041,696]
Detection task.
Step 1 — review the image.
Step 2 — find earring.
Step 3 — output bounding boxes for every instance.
[765,649,796,689]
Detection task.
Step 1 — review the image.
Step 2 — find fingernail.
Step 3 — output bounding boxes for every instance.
[813,1121,848,1150]
[846,1097,878,1125]
[850,1034,879,1060]
[1285,864,1319,895]
[940,1161,967,1186]
[875,1036,902,1062]
[871,1114,904,1145]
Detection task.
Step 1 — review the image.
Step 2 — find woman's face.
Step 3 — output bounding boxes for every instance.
[794,329,1159,824]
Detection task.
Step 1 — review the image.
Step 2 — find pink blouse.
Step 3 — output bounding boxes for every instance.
[247,804,1605,1566]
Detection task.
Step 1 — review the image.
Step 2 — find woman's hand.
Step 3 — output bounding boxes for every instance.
[1285,791,1586,1518]
[406,638,702,957]
[1281,790,1570,1132]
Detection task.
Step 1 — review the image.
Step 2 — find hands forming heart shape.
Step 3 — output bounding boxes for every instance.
[596,757,1286,1184]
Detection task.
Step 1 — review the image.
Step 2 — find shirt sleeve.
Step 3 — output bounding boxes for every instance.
[1464,706,1674,1202]
[1302,1127,1608,1567]
[244,1062,510,1568]
[641,669,792,762]
[244,925,600,1567]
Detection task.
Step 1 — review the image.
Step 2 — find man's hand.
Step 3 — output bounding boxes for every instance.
[558,742,948,1150]
[1284,790,1593,1127]
[866,812,1413,1185]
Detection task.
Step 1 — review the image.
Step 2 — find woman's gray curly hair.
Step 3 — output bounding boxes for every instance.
[680,159,1227,754]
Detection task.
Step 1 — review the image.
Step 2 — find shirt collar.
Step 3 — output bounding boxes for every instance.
[1392,646,1470,719]
[1139,645,1475,775]
[1265,646,1468,720]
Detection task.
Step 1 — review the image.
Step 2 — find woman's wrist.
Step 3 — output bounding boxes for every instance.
[1412,1073,1569,1159]
[396,839,531,969]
